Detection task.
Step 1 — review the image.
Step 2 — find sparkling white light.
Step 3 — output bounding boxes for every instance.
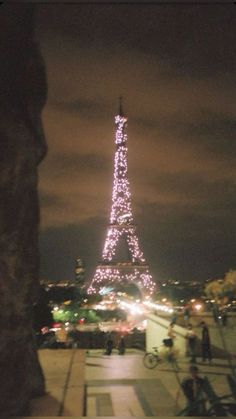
[88,111,156,297]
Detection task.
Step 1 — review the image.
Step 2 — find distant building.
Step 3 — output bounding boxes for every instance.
[158,278,205,303]
[75,257,85,289]
[40,279,74,288]
[39,258,86,294]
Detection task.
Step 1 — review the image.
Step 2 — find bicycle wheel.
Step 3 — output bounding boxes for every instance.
[143,352,158,369]
[170,357,180,371]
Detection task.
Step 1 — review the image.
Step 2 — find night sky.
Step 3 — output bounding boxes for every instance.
[35,3,236,285]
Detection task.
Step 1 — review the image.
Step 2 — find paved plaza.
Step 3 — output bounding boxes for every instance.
[85,348,235,417]
[19,348,236,418]
[19,316,236,417]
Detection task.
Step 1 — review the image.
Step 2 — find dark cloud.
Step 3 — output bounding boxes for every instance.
[137,200,236,282]
[49,98,109,118]
[135,111,236,152]
[191,113,236,157]
[36,4,236,78]
[43,152,110,175]
[145,172,236,210]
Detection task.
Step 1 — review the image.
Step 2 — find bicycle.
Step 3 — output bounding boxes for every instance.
[143,344,180,370]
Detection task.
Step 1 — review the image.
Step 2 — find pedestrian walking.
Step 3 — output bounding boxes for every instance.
[212,304,219,324]
[171,310,178,325]
[200,321,212,364]
[180,365,207,416]
[185,323,197,363]
[105,335,113,355]
[183,305,191,326]
[67,325,79,348]
[117,335,126,355]
[220,307,228,327]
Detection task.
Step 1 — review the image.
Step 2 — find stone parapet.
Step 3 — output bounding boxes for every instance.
[26,349,86,417]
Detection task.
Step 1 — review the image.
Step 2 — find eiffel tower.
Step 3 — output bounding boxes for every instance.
[88,99,156,297]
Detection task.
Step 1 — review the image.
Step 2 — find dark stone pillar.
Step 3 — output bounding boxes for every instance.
[0,4,48,416]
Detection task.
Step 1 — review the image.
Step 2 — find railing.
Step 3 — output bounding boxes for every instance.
[177,375,236,417]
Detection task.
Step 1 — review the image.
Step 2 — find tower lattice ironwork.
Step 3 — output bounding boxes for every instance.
[88,99,156,297]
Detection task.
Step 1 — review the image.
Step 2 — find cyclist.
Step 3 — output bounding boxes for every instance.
[162,321,180,367]
[163,321,176,348]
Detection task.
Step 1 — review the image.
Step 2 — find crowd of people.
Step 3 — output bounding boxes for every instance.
[184,320,212,364]
[168,303,222,364]
[164,317,213,362]
[104,334,126,355]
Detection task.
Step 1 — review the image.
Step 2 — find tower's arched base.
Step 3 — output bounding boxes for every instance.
[87,263,155,299]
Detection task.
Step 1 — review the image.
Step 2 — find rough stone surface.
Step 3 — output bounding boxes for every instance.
[0,4,47,416]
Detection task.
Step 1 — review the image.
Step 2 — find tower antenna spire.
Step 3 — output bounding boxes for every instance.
[119,96,123,116]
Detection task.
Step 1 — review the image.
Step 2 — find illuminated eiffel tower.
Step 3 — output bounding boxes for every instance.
[88,99,155,297]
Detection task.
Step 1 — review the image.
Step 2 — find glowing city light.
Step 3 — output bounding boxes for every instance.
[144,301,174,314]
[118,300,144,315]
[194,303,202,311]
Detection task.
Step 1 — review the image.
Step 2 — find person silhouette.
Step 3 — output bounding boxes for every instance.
[200,321,212,364]
[105,335,113,355]
[118,335,125,355]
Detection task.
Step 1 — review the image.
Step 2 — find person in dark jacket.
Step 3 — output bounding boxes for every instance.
[200,321,212,363]
[171,310,178,325]
[105,335,113,355]
[180,365,207,416]
[118,335,126,355]
[212,304,219,324]
[220,307,228,327]
[183,305,191,326]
